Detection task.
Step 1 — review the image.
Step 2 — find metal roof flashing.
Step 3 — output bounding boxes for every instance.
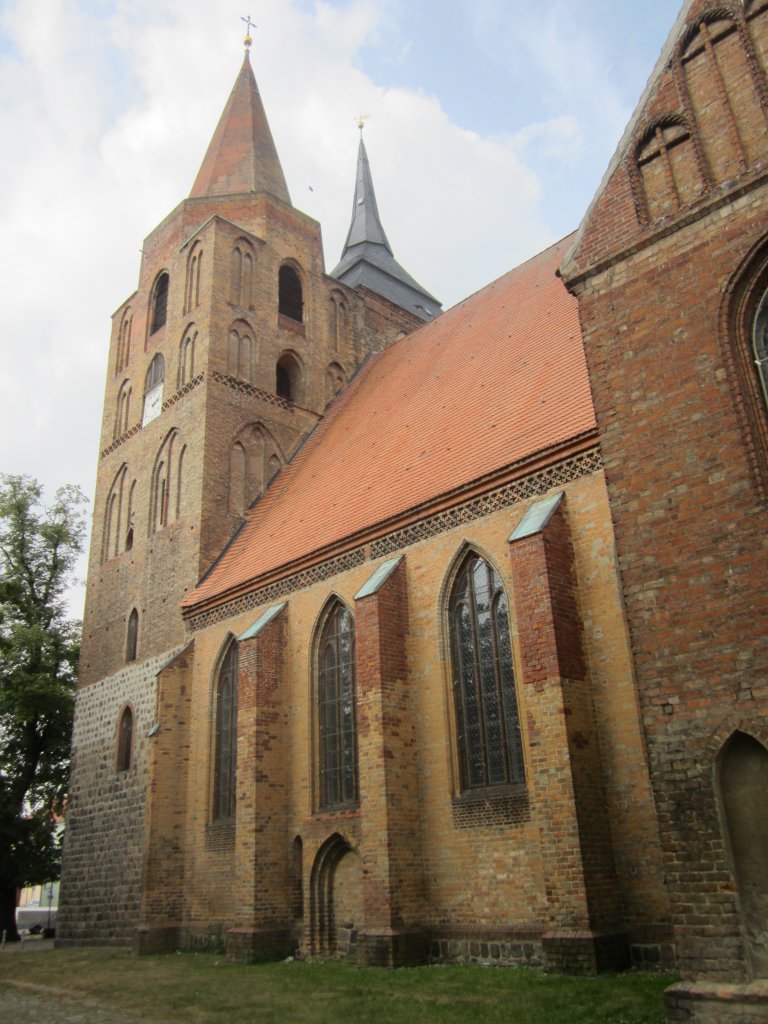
[238,601,288,640]
[508,492,564,542]
[354,556,404,600]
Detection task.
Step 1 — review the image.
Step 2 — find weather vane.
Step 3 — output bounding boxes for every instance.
[355,112,370,135]
[241,15,256,50]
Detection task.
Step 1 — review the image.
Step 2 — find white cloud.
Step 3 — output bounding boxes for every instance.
[0,0,674,615]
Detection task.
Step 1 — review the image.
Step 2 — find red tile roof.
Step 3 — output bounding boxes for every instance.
[184,234,596,614]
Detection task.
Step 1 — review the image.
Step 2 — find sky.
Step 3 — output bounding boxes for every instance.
[0,0,681,616]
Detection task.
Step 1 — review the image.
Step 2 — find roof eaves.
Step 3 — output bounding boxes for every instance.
[182,429,600,620]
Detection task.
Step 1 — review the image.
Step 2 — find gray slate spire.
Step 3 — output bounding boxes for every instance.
[330,138,441,322]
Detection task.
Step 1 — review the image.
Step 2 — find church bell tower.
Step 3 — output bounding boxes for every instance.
[59,32,439,946]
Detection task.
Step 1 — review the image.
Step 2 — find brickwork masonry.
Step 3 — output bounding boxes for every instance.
[57,645,186,946]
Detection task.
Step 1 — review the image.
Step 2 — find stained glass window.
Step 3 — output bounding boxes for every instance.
[317,603,357,808]
[449,555,524,791]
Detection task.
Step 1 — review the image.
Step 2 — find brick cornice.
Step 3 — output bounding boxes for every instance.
[184,439,603,630]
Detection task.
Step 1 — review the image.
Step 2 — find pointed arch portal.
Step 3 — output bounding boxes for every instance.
[309,834,362,958]
[718,731,768,977]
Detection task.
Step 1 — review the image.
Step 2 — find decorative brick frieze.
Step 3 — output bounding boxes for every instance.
[187,448,603,631]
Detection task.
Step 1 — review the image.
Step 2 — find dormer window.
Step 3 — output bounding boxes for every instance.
[279,265,303,323]
[150,272,169,334]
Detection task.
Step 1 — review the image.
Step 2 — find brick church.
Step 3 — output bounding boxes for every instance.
[59,1,768,1019]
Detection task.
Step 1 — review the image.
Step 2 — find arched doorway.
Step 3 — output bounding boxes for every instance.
[309,834,363,958]
[718,731,768,977]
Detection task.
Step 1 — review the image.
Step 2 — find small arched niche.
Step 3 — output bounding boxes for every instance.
[717,731,768,977]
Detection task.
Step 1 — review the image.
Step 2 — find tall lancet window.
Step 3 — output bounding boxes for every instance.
[316,601,357,809]
[449,553,524,791]
[213,641,238,820]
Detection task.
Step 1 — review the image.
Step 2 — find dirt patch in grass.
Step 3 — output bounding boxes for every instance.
[0,948,676,1024]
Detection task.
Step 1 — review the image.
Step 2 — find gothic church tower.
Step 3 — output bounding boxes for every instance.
[59,41,439,945]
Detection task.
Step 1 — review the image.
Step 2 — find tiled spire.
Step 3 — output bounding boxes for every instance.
[331,136,441,322]
[190,52,290,203]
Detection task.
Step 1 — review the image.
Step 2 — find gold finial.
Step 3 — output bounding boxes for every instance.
[355,112,369,135]
[241,15,255,50]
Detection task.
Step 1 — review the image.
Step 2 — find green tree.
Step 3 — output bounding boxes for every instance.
[0,475,86,941]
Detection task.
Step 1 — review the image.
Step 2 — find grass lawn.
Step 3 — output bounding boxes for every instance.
[0,947,676,1023]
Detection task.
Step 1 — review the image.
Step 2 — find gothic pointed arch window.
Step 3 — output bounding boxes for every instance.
[117,706,133,771]
[724,241,768,497]
[330,292,348,349]
[126,608,139,663]
[114,380,132,439]
[213,640,238,820]
[227,423,283,515]
[229,441,247,516]
[102,464,128,562]
[227,322,255,382]
[315,600,358,809]
[678,12,765,181]
[231,239,255,307]
[176,444,186,520]
[448,552,524,791]
[634,115,702,223]
[149,272,169,334]
[116,308,132,374]
[178,327,196,387]
[279,264,303,323]
[184,242,203,314]
[149,429,183,532]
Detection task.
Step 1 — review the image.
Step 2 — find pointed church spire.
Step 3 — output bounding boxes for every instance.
[190,48,290,204]
[331,133,441,322]
[341,136,393,255]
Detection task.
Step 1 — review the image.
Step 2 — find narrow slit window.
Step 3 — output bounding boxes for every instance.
[126,608,139,663]
[117,707,133,771]
[213,643,238,820]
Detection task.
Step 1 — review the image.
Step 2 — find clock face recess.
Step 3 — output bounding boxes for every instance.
[142,384,163,427]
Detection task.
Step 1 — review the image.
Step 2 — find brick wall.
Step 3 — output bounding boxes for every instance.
[561,2,768,983]
[161,468,669,969]
[58,645,185,945]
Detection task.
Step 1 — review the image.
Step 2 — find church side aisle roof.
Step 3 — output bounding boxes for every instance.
[330,138,441,320]
[184,233,595,613]
[189,53,291,203]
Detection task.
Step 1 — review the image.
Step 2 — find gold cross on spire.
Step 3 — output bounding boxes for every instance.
[355,112,370,135]
[241,15,256,50]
